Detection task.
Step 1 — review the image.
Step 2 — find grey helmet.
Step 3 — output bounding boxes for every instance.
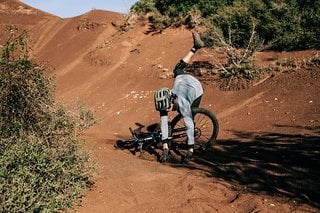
[154,87,172,111]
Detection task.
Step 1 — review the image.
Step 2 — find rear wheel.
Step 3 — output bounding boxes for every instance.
[170,107,219,150]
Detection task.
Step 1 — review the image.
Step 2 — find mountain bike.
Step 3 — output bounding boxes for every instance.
[115,107,219,157]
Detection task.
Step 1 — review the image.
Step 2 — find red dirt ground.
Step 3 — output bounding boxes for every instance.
[1,1,320,212]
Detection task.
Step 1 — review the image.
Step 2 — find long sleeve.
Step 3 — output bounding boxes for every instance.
[160,114,169,140]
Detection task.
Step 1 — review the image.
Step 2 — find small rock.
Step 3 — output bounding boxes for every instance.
[159,74,167,79]
[162,68,169,72]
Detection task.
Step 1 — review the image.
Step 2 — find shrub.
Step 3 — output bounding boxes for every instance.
[213,1,256,48]
[131,0,156,14]
[0,27,95,212]
[130,0,320,51]
[0,136,92,212]
[0,29,54,138]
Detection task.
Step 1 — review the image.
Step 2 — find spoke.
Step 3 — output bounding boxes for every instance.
[172,110,217,150]
[195,115,213,136]
[195,114,211,128]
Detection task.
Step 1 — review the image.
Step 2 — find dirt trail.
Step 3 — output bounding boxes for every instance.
[217,92,264,119]
[32,17,65,54]
[77,135,319,213]
[76,65,320,213]
[63,29,145,98]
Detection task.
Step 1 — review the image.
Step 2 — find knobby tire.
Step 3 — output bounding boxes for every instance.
[170,107,219,150]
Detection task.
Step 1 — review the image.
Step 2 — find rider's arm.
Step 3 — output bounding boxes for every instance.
[160,110,169,140]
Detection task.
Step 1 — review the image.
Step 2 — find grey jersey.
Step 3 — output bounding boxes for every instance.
[161,74,203,146]
[172,74,203,116]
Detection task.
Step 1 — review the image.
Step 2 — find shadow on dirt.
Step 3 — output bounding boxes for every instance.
[115,123,320,208]
[185,126,320,208]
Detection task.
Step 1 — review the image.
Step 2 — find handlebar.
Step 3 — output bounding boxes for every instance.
[129,127,160,143]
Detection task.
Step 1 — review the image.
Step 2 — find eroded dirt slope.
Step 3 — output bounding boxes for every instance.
[1,1,319,212]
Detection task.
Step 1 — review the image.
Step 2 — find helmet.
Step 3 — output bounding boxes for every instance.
[154,87,172,111]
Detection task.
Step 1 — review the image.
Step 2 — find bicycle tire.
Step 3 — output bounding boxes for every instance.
[170,107,219,150]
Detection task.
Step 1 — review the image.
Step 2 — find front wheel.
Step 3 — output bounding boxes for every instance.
[170,107,219,150]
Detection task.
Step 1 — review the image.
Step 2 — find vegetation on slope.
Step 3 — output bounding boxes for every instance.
[0,27,95,212]
[125,0,320,90]
[131,0,320,51]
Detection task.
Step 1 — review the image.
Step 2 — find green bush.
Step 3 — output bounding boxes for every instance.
[131,0,156,14]
[213,1,255,48]
[130,0,320,50]
[1,136,92,212]
[0,29,54,138]
[0,27,95,212]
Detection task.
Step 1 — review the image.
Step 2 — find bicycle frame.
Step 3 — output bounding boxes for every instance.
[116,107,219,153]
[171,127,188,138]
[116,125,188,152]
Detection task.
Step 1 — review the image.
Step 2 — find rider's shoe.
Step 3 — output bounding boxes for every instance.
[192,31,205,50]
[181,150,193,164]
[160,149,169,163]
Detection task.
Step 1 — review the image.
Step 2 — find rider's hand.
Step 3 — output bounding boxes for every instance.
[160,149,169,163]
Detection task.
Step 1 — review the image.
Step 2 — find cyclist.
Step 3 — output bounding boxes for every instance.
[154,31,205,164]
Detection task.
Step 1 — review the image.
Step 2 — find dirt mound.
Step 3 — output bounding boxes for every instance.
[0,0,53,30]
[1,1,319,212]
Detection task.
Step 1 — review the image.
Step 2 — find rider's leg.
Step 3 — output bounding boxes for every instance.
[191,95,202,108]
[181,144,194,164]
[182,51,195,64]
[187,95,202,154]
[184,115,195,153]
[181,95,203,163]
[173,32,205,78]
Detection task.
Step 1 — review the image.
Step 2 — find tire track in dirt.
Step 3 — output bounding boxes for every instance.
[32,17,68,54]
[55,26,117,78]
[60,32,145,99]
[217,92,264,119]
